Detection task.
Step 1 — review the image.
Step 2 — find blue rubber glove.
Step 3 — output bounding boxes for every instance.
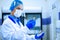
[26,20,36,29]
[35,32,44,39]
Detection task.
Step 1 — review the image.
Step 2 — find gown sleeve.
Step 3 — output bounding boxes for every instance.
[0,22,25,40]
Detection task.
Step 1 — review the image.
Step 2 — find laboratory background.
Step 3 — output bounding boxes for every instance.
[0,0,60,40]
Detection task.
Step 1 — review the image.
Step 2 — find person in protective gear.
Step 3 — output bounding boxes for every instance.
[0,0,44,40]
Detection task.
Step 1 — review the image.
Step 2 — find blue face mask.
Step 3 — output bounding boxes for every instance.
[14,10,23,17]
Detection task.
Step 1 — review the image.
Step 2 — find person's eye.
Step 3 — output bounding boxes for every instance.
[17,8,20,10]
[17,8,23,10]
[16,8,20,9]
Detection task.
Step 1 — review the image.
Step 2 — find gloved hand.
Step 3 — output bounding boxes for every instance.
[35,32,44,39]
[26,20,36,29]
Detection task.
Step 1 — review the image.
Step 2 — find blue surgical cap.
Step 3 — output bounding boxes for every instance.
[10,0,23,11]
[26,20,36,29]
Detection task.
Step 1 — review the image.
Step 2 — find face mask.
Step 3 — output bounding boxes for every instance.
[14,10,23,17]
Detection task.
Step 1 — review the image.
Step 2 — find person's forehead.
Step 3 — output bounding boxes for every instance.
[16,5,23,9]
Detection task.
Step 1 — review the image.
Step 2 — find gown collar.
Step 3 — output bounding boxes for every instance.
[8,15,20,24]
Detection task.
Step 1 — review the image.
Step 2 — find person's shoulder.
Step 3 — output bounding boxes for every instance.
[2,18,11,25]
